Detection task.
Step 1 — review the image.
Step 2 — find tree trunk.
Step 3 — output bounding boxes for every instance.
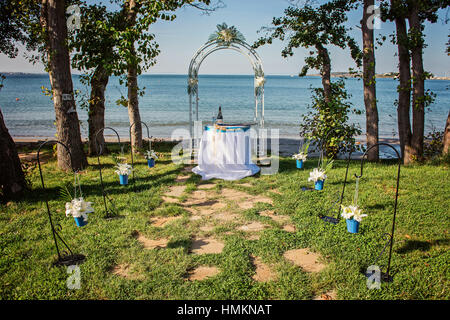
[443,110,450,155]
[40,0,87,171]
[127,64,142,150]
[393,7,413,165]
[88,66,109,156]
[0,108,27,202]
[408,7,425,161]
[126,0,142,150]
[362,0,379,161]
[317,44,332,104]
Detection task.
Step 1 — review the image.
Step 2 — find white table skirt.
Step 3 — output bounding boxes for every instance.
[192,125,260,180]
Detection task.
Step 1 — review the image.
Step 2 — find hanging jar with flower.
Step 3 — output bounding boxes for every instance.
[308,158,333,190]
[61,173,93,227]
[115,163,133,185]
[292,140,310,169]
[341,177,367,233]
[144,150,158,168]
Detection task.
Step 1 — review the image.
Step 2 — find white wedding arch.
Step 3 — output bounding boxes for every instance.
[187,23,265,139]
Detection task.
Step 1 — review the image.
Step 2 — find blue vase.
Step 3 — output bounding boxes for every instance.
[346,219,360,233]
[147,158,155,168]
[74,216,88,227]
[119,174,128,185]
[296,159,303,169]
[315,180,324,190]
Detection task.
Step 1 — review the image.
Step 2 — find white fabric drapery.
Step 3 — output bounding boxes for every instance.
[192,125,260,180]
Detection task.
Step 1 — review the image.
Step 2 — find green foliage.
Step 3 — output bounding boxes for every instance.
[424,129,444,159]
[299,80,362,158]
[253,0,362,76]
[208,22,246,44]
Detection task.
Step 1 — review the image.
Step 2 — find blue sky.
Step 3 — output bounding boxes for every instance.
[1,0,449,76]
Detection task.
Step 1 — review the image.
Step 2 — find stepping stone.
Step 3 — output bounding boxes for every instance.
[238,195,273,210]
[182,166,193,173]
[150,216,181,227]
[260,210,290,224]
[283,224,297,233]
[162,196,179,204]
[220,188,251,200]
[189,215,202,221]
[251,255,278,282]
[200,225,214,232]
[237,183,253,187]
[283,248,326,273]
[164,185,186,197]
[133,231,169,249]
[198,183,216,190]
[238,221,268,232]
[175,175,190,183]
[213,212,239,222]
[187,266,220,281]
[190,237,224,254]
[247,234,260,240]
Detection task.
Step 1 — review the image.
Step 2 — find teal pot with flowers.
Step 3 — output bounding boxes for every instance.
[145,150,158,169]
[115,163,133,186]
[119,174,128,185]
[296,159,304,169]
[315,179,325,190]
[346,219,359,233]
[341,205,367,234]
[65,197,93,228]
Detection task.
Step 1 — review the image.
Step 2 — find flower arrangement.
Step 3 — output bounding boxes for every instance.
[293,141,310,161]
[308,158,333,190]
[144,150,158,160]
[308,167,327,183]
[341,204,367,233]
[341,205,367,222]
[65,197,93,227]
[114,163,133,176]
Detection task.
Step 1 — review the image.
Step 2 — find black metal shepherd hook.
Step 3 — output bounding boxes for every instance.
[37,140,85,266]
[129,121,151,184]
[302,127,352,195]
[94,127,122,218]
[356,142,401,283]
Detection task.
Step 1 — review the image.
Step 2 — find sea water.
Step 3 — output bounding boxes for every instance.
[1,73,449,140]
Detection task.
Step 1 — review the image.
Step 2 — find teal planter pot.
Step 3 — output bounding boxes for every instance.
[314,179,324,190]
[296,159,303,169]
[346,219,360,233]
[147,158,155,168]
[74,216,88,227]
[119,174,128,185]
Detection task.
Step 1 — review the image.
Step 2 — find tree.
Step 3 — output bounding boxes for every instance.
[253,0,362,155]
[443,110,450,155]
[114,0,219,150]
[70,4,123,155]
[0,1,33,201]
[39,0,87,170]
[382,0,447,164]
[361,0,379,160]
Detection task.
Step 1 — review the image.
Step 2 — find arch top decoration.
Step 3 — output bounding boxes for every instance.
[187,23,265,137]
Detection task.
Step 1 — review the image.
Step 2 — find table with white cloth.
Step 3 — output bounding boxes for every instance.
[192,124,260,180]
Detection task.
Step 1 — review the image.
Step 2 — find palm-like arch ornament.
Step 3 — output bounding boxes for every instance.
[187,23,265,138]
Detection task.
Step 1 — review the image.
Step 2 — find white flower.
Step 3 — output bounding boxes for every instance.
[115,163,133,176]
[254,77,265,87]
[144,150,158,160]
[65,197,93,221]
[292,153,307,161]
[308,168,327,183]
[341,205,367,222]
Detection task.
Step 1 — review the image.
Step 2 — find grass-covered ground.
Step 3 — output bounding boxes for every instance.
[0,141,448,300]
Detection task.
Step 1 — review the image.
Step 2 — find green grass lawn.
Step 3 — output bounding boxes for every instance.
[1,142,448,300]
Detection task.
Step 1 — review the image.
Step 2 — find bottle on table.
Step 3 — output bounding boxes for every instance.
[216,106,223,124]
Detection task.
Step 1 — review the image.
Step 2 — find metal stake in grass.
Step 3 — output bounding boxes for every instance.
[94,127,122,218]
[129,121,152,188]
[37,140,85,267]
[357,143,401,283]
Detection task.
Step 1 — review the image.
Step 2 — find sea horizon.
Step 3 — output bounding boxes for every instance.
[1,73,449,142]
